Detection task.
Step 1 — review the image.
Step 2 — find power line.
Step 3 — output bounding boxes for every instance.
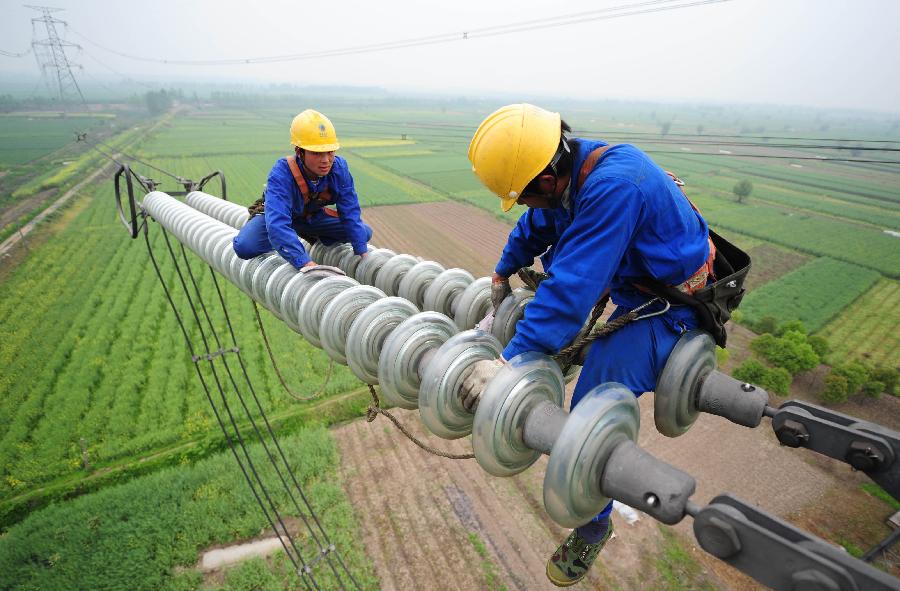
[79,48,156,90]
[70,0,732,66]
[0,47,32,57]
[329,116,900,148]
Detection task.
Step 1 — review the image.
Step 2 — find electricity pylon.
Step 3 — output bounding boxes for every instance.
[26,5,85,104]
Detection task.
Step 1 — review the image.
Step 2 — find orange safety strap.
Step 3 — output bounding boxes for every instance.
[578,146,716,296]
[286,155,338,219]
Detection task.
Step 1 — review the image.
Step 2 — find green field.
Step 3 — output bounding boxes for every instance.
[737,257,881,332]
[0,428,377,590]
[0,179,365,500]
[2,99,899,589]
[817,278,900,367]
[0,113,113,167]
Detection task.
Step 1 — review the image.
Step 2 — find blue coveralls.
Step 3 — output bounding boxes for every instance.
[232,154,372,268]
[496,139,710,526]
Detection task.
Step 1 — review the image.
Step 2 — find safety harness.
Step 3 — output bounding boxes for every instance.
[247,155,340,220]
[574,145,751,347]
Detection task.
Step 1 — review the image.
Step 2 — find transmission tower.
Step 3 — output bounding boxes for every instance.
[27,5,85,104]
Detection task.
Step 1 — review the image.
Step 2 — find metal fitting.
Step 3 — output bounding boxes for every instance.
[845,441,885,471]
[775,419,810,448]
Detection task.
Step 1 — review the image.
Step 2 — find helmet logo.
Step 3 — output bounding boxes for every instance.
[318,123,327,137]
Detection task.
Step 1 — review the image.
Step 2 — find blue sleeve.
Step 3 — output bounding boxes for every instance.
[264,159,310,268]
[503,177,644,359]
[331,158,369,255]
[495,209,563,278]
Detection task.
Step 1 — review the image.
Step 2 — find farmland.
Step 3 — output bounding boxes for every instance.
[0,112,113,166]
[1,99,899,589]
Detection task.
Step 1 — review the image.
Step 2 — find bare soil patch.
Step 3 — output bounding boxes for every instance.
[0,188,55,230]
[364,201,542,284]
[743,243,810,291]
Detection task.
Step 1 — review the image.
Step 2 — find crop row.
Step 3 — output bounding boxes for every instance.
[817,278,900,368]
[656,151,900,211]
[690,193,900,277]
[737,257,881,333]
[0,427,378,590]
[0,169,361,497]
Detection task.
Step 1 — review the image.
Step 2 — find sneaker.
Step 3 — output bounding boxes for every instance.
[545,521,614,587]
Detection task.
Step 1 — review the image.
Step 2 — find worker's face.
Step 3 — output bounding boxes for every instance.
[516,173,569,209]
[302,150,335,177]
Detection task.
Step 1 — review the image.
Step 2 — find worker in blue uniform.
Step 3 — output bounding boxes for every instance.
[461,103,713,587]
[233,109,372,268]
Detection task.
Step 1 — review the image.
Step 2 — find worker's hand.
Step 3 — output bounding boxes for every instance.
[459,358,505,412]
[491,273,512,312]
[299,261,318,272]
[359,251,368,258]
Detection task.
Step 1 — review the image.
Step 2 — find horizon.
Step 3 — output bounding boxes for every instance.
[1,0,899,115]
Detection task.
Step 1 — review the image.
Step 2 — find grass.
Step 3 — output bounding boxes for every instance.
[737,257,881,332]
[860,483,900,512]
[0,114,111,166]
[651,526,719,591]
[817,278,900,368]
[0,427,379,590]
[467,532,508,591]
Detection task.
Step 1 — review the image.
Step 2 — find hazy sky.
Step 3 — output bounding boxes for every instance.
[1,0,898,112]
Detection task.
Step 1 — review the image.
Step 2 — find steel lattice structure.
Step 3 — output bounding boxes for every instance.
[27,5,85,104]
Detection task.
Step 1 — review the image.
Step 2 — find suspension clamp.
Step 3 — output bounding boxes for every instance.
[191,347,240,363]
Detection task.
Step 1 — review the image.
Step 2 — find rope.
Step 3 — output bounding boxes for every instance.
[252,300,334,402]
[553,294,642,372]
[365,385,476,460]
[517,267,549,291]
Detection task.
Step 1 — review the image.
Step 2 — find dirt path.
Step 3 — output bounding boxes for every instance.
[0,162,114,259]
[332,201,878,590]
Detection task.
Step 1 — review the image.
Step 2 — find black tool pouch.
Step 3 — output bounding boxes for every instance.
[635,230,751,347]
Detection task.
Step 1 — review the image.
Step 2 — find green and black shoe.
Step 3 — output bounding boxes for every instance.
[545,522,614,587]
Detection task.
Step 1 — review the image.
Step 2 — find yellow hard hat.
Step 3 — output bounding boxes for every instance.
[290,109,340,152]
[468,103,561,212]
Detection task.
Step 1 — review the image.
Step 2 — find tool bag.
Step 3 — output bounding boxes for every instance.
[635,229,751,348]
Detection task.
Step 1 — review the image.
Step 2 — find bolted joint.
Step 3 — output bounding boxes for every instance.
[845,440,885,471]
[775,419,810,448]
[696,515,742,559]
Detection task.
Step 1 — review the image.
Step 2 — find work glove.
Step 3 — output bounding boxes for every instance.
[476,312,494,333]
[517,267,549,291]
[491,273,512,312]
[459,357,505,412]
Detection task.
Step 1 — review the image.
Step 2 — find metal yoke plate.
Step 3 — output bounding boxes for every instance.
[693,494,900,590]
